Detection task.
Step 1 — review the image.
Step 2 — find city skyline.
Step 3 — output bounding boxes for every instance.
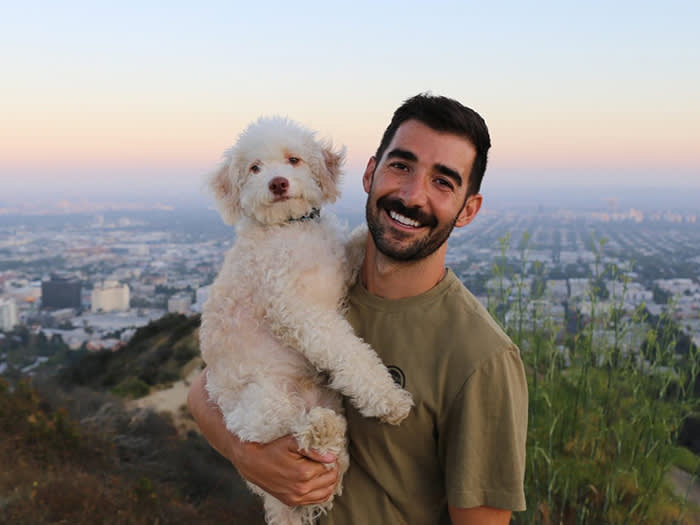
[2,2,699,206]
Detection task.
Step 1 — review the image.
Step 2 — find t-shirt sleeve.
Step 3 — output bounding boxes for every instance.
[440,345,528,511]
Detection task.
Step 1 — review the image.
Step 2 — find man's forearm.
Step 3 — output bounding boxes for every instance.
[187,368,340,506]
[187,370,240,463]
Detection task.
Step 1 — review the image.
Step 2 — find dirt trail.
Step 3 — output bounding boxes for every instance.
[130,366,203,433]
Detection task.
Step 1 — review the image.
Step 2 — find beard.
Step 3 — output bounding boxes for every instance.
[365,195,459,262]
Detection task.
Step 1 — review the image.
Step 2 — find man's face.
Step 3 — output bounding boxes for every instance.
[363,119,482,262]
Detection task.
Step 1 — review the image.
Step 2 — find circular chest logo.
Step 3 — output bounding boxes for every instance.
[387,365,406,388]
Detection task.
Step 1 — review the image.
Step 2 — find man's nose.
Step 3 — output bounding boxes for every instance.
[398,173,428,207]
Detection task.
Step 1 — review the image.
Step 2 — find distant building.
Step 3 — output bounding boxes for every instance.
[129,244,149,256]
[91,280,130,313]
[606,281,653,308]
[41,327,89,350]
[41,276,82,309]
[168,292,192,314]
[191,285,211,313]
[505,299,565,332]
[568,278,591,299]
[49,308,76,324]
[545,280,569,302]
[0,298,18,331]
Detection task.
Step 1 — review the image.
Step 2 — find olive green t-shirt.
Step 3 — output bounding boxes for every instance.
[321,269,528,525]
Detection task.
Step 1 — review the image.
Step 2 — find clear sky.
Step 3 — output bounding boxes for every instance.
[2,1,699,207]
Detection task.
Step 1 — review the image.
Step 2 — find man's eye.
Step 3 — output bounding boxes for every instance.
[288,157,300,165]
[250,164,260,173]
[390,162,408,171]
[435,178,454,189]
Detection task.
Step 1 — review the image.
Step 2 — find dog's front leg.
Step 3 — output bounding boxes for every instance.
[264,294,412,424]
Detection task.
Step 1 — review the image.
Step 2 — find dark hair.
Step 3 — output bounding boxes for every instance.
[374,93,491,195]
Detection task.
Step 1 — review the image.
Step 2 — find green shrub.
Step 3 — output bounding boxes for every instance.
[111,376,150,399]
[671,446,700,476]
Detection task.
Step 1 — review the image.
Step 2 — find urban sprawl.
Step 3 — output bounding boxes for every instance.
[1,202,699,375]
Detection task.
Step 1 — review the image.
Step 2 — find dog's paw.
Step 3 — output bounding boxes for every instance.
[358,387,413,425]
[294,407,347,454]
[379,387,414,425]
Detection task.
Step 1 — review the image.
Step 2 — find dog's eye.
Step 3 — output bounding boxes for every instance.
[288,157,300,165]
[250,164,261,173]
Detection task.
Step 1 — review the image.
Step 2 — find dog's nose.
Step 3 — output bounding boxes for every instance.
[268,177,289,196]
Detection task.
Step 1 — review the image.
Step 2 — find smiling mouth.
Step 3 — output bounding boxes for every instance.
[388,210,422,228]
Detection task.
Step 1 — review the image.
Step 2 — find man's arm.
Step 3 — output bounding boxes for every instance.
[186,369,339,506]
[448,505,511,525]
[441,347,528,514]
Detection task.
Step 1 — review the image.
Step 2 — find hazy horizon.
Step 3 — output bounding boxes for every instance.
[2,2,699,208]
[4,181,699,216]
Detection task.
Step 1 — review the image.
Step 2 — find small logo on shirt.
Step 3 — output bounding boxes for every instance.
[387,365,406,388]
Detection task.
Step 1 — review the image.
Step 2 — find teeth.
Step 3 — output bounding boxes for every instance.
[389,210,420,228]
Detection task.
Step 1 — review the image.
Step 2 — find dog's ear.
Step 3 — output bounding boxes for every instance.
[208,149,242,225]
[314,142,345,203]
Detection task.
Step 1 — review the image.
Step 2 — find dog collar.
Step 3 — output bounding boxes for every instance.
[288,208,320,223]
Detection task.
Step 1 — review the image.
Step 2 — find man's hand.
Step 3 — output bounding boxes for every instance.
[234,435,340,506]
[187,370,340,506]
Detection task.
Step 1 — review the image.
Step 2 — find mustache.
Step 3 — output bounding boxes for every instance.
[377,196,438,227]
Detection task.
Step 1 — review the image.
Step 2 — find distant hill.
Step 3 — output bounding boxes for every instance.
[58,313,201,398]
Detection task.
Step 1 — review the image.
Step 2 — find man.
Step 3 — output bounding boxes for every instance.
[188,94,528,524]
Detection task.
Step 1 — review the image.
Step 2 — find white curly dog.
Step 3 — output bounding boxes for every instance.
[199,117,413,525]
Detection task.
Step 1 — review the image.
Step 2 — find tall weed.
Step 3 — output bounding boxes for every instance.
[490,234,700,524]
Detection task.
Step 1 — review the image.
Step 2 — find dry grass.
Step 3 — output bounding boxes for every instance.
[0,378,264,524]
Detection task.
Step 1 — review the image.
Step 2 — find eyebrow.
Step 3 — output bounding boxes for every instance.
[387,148,417,163]
[386,148,463,187]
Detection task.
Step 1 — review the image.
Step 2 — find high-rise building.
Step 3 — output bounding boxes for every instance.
[0,298,18,331]
[41,276,82,309]
[91,280,130,313]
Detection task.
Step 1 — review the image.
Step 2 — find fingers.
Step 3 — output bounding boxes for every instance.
[280,435,337,465]
[297,446,337,465]
[286,464,340,506]
[240,435,341,507]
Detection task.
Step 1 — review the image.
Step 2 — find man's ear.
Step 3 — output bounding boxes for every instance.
[455,193,482,228]
[362,157,376,194]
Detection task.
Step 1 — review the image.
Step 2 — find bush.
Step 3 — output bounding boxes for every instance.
[111,376,150,399]
[671,446,700,476]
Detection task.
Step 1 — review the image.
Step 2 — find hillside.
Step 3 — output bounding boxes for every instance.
[1,314,266,524]
[3,296,700,523]
[57,313,202,398]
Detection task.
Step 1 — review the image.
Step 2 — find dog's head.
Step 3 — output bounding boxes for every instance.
[209,117,345,226]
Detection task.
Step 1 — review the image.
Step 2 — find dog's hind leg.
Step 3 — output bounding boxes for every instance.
[250,407,347,525]
[292,407,349,512]
[216,381,303,443]
[216,381,308,525]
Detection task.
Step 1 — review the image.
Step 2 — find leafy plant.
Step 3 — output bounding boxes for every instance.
[489,234,700,524]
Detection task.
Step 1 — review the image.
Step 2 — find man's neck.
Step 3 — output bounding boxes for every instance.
[360,234,449,300]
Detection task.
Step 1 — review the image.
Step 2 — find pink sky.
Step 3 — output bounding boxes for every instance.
[2,2,699,204]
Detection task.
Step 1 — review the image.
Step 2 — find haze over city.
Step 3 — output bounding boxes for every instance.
[2,2,699,212]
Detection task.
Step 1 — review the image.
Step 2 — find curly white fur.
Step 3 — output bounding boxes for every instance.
[200,117,413,525]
